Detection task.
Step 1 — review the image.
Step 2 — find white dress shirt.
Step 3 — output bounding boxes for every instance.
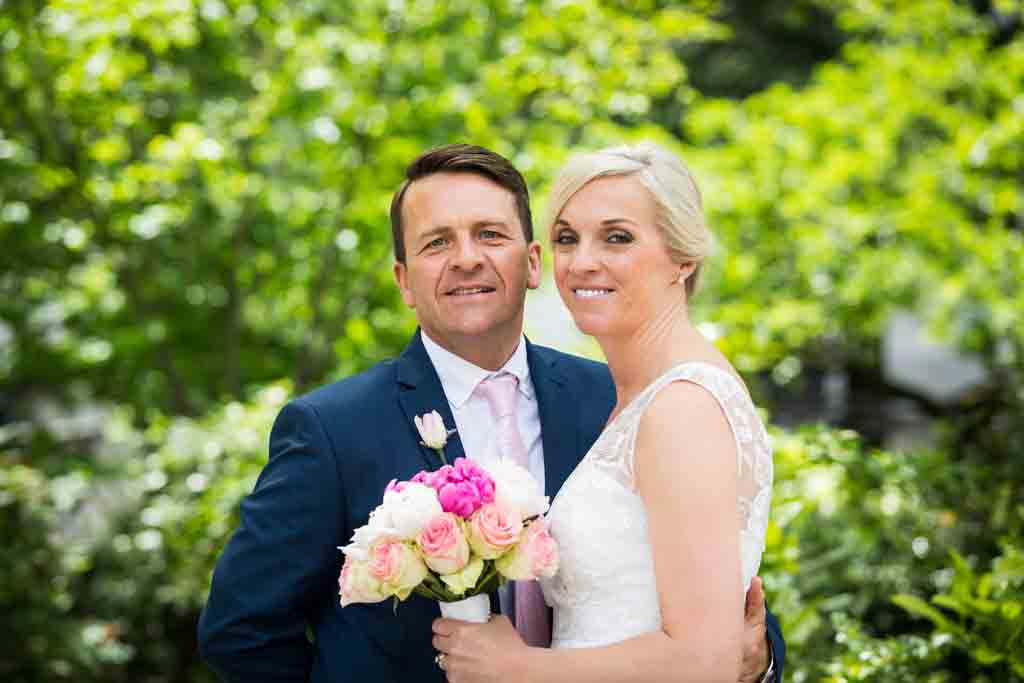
[421,331,545,616]
[420,332,545,488]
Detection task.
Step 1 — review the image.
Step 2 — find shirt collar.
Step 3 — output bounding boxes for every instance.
[421,331,534,408]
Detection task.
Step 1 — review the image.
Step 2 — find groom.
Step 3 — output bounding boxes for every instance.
[198,144,785,682]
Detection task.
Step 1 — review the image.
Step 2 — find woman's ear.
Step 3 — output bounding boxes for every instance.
[676,261,697,284]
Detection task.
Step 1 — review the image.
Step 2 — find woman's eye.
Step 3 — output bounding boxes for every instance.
[607,231,633,244]
[553,232,577,245]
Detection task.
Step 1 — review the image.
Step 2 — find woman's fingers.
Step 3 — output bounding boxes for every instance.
[432,617,460,636]
[433,617,463,656]
[433,633,452,653]
[432,615,523,683]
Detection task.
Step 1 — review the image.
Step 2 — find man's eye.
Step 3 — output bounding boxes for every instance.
[427,237,449,249]
[607,231,633,244]
[480,230,501,240]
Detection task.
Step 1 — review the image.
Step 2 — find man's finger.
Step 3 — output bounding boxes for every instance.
[744,576,765,619]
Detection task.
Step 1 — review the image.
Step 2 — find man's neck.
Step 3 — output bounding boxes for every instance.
[420,328,523,372]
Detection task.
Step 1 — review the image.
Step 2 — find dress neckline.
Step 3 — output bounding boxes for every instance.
[603,360,740,431]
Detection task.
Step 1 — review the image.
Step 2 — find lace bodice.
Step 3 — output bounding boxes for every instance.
[540,362,773,649]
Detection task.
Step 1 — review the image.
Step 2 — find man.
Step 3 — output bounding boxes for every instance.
[198,144,785,682]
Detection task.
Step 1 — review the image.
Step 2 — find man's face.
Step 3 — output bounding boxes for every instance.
[393,172,541,359]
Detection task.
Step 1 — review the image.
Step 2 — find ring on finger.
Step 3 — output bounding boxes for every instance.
[434,653,447,670]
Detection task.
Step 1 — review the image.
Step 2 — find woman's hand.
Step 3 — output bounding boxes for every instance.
[432,615,533,683]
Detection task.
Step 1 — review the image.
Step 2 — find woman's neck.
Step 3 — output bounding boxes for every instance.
[598,303,704,411]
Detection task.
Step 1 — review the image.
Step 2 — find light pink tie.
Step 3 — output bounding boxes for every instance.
[475,373,551,648]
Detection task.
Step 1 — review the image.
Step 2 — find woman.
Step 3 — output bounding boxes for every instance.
[432,142,773,682]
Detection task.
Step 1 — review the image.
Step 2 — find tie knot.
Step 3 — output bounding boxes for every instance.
[475,373,519,419]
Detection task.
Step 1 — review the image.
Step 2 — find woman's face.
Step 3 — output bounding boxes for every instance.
[551,174,688,339]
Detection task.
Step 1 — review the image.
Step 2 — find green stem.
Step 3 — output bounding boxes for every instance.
[413,584,445,601]
[421,572,459,602]
[476,560,505,594]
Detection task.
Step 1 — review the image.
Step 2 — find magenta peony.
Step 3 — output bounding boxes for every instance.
[413,458,495,519]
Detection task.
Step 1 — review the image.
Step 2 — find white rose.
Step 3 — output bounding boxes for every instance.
[414,410,450,450]
[381,482,443,540]
[341,503,397,560]
[488,458,549,519]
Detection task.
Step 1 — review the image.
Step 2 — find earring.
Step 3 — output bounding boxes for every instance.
[677,273,686,284]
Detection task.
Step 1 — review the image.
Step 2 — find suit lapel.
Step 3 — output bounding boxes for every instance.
[526,340,579,499]
[396,330,466,471]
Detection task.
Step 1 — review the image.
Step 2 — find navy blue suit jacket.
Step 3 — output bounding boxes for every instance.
[198,331,785,682]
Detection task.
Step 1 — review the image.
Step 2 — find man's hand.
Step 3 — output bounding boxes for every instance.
[738,576,771,683]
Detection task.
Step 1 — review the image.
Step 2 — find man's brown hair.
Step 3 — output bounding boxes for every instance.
[389,144,533,263]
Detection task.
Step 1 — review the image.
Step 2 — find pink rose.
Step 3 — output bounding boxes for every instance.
[414,458,495,518]
[416,512,470,575]
[338,555,388,606]
[468,502,523,560]
[495,517,559,580]
[368,538,428,599]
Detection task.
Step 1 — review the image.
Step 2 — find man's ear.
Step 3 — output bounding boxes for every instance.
[526,241,543,290]
[393,261,416,308]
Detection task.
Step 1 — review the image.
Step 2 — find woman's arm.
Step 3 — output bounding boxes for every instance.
[434,380,745,683]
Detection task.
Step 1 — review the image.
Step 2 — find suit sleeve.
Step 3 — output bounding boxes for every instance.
[765,604,786,682]
[198,399,346,682]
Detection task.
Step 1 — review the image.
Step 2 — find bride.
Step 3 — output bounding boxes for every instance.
[431,142,774,682]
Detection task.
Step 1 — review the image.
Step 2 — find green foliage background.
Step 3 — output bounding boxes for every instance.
[1,0,1022,681]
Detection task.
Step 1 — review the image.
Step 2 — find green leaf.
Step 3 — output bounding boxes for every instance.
[972,646,1005,665]
[892,594,962,636]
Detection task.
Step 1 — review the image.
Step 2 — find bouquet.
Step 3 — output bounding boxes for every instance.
[338,412,558,621]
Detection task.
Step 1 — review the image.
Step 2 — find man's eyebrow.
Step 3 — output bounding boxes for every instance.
[415,226,453,243]
[472,219,511,230]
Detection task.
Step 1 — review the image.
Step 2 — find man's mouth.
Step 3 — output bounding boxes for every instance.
[446,286,496,296]
[573,288,614,299]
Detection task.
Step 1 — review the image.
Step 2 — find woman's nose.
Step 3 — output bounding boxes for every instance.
[567,241,600,275]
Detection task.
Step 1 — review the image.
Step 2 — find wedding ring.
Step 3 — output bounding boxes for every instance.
[434,653,447,670]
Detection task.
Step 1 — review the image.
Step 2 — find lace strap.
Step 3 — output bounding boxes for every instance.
[621,362,756,488]
[611,361,772,590]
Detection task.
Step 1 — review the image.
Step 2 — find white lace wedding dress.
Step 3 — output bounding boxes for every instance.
[540,362,773,649]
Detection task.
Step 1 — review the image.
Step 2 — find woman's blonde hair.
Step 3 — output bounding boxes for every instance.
[545,141,712,295]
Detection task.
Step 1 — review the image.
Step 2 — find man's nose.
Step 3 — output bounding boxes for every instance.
[451,239,484,270]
